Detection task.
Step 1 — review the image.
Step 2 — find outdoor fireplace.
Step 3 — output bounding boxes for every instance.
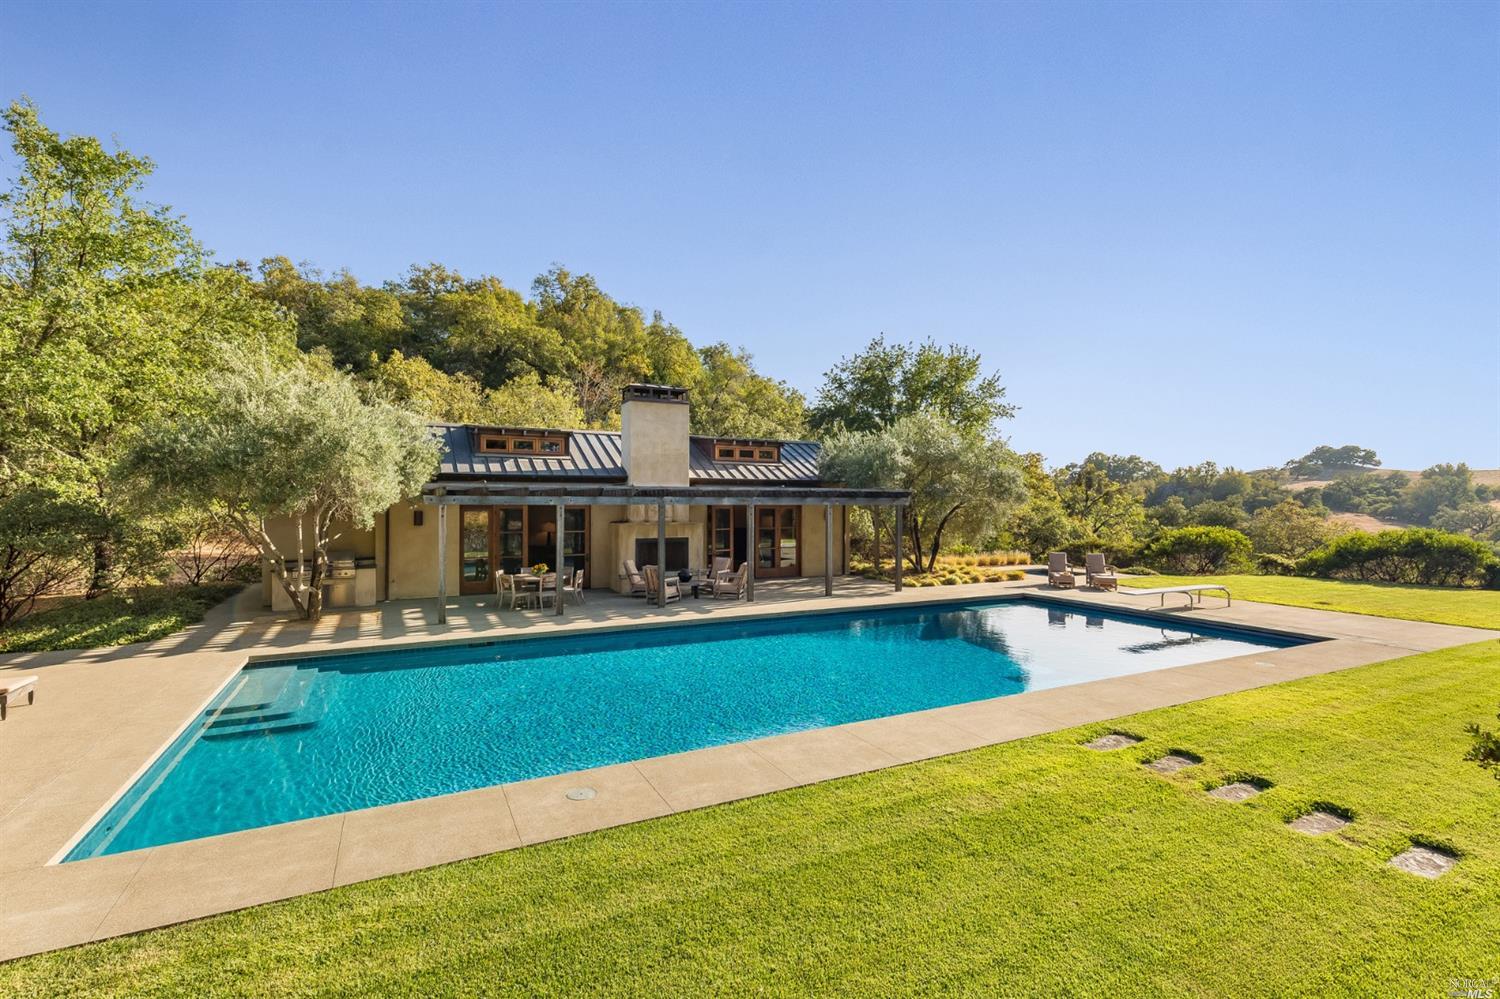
[635,537,689,572]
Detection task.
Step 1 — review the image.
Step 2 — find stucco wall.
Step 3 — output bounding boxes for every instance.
[621,398,690,486]
[265,499,847,604]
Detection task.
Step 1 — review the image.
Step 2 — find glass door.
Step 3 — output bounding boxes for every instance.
[755,505,799,578]
[496,507,525,575]
[459,507,494,594]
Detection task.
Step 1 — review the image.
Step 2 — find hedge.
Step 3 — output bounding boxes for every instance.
[1297,528,1496,587]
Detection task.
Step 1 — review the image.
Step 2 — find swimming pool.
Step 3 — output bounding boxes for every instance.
[65,598,1299,860]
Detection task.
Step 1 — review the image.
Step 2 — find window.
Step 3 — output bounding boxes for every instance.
[712,440,780,463]
[476,430,570,456]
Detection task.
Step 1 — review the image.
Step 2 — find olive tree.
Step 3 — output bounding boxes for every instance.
[820,412,1025,573]
[127,353,439,620]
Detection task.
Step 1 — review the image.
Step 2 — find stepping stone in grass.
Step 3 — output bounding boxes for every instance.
[1388,845,1457,879]
[1288,810,1349,835]
[1145,753,1201,774]
[1208,781,1263,802]
[1084,733,1142,751]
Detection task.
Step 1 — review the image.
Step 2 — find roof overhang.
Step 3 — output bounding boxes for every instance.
[420,482,910,507]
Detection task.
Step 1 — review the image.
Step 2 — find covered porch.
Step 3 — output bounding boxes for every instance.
[421,483,911,623]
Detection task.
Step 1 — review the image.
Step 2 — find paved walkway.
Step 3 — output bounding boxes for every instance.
[0,578,1493,961]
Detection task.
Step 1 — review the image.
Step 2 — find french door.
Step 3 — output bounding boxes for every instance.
[459,506,589,594]
[754,505,800,578]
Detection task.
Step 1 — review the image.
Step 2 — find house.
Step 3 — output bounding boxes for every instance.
[261,384,910,617]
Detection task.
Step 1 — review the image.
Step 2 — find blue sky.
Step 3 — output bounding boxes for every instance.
[3,1,1497,470]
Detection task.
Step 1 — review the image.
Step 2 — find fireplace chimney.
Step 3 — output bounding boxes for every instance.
[620,384,690,486]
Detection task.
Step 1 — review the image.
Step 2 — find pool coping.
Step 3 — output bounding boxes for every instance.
[50,590,1319,865]
[2,583,1495,961]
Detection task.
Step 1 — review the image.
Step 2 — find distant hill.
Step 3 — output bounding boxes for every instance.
[1284,468,1500,491]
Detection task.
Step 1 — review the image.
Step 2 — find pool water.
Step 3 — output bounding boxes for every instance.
[65,599,1298,860]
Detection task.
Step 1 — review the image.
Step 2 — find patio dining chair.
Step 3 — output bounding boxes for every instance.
[533,573,558,610]
[495,570,519,610]
[563,568,586,604]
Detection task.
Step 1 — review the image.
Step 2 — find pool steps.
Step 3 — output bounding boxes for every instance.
[202,666,331,740]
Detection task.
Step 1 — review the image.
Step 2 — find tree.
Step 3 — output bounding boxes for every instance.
[1399,464,1477,525]
[1143,527,1252,574]
[126,353,439,620]
[1245,500,1339,558]
[1000,454,1072,558]
[819,412,1025,573]
[0,487,93,628]
[1432,502,1500,542]
[689,343,806,438]
[0,99,293,597]
[1283,444,1381,479]
[807,335,1014,437]
[1062,453,1163,486]
[1058,463,1146,540]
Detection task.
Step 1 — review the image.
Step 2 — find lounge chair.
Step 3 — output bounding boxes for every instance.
[1,675,37,721]
[622,560,648,597]
[710,555,732,580]
[712,562,748,600]
[1047,552,1079,588]
[643,565,681,603]
[1085,553,1119,591]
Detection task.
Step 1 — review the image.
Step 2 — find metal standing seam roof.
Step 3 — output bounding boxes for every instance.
[432,425,825,485]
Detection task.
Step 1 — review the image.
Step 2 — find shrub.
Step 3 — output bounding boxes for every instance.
[1254,552,1299,575]
[1143,527,1252,575]
[1117,566,1158,576]
[1298,528,1495,587]
[1465,705,1500,780]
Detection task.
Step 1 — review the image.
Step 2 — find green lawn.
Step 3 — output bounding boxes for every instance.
[1121,573,1500,630]
[0,583,241,653]
[4,634,1498,996]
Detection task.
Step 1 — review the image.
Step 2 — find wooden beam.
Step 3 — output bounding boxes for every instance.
[894,504,904,592]
[555,501,565,616]
[871,506,880,578]
[436,503,448,623]
[420,489,910,507]
[656,498,667,609]
[824,503,833,597]
[745,503,755,602]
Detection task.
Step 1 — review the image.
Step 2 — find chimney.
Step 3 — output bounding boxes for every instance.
[620,384,691,486]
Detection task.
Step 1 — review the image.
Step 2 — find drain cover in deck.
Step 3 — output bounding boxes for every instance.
[1288,810,1349,835]
[1207,781,1262,802]
[564,787,597,801]
[1084,733,1142,751]
[1389,845,1456,878]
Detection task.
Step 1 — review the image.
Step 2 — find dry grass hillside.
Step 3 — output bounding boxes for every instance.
[1282,468,1500,532]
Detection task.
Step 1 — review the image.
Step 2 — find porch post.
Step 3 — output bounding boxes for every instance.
[824,503,833,597]
[871,506,880,578]
[656,497,667,608]
[436,501,448,623]
[745,504,755,602]
[555,502,565,616]
[894,504,904,592]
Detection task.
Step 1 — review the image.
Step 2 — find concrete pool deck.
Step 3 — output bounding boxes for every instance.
[0,578,1494,961]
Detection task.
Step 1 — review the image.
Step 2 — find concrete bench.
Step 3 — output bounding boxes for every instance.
[1118,584,1231,608]
[1,675,37,720]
